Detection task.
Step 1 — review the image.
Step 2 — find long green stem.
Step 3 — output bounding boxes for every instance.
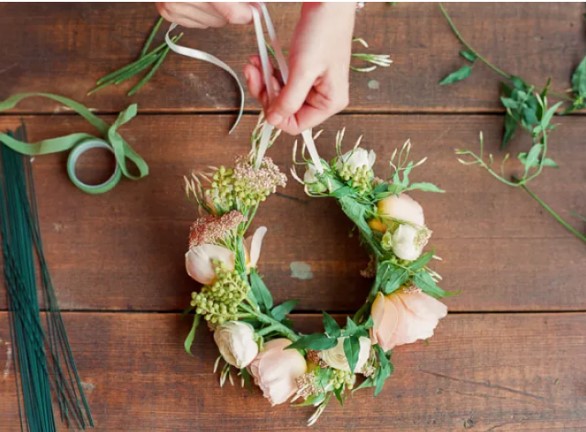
[520,184,586,243]
[438,3,573,102]
[240,304,300,341]
[439,3,511,80]
[140,17,164,58]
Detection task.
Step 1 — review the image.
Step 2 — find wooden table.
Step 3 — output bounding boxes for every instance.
[0,3,585,431]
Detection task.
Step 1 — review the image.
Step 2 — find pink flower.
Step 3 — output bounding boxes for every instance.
[370,289,447,351]
[249,339,307,406]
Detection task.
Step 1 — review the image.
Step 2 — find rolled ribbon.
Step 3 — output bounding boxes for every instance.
[0,93,148,194]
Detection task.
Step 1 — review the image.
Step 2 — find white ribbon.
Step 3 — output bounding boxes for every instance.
[251,4,323,173]
[165,23,244,134]
[165,3,323,173]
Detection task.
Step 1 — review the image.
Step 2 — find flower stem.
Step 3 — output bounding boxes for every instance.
[438,3,573,102]
[520,184,586,243]
[240,304,300,341]
[438,3,511,80]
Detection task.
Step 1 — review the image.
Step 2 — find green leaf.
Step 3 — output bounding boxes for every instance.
[409,251,434,271]
[381,265,409,295]
[184,314,201,355]
[343,336,360,373]
[522,143,543,170]
[373,345,393,396]
[323,312,341,338]
[439,65,472,85]
[501,112,518,149]
[249,270,273,312]
[287,333,338,351]
[459,50,477,63]
[270,300,298,321]
[571,55,586,98]
[413,271,448,298]
[406,182,445,193]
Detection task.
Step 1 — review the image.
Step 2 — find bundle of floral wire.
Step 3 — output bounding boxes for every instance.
[0,124,93,430]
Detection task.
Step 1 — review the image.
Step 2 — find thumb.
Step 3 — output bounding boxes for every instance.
[266,71,315,126]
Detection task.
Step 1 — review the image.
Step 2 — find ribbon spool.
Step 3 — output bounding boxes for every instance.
[66,139,122,194]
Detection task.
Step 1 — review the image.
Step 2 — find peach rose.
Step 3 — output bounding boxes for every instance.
[249,338,307,406]
[370,290,447,351]
[377,193,425,226]
[185,244,235,285]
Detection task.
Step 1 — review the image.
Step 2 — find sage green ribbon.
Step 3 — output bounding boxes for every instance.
[0,92,148,194]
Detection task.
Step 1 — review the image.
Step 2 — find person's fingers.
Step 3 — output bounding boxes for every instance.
[244,62,282,109]
[266,66,316,127]
[157,2,227,28]
[212,3,254,24]
[184,3,228,28]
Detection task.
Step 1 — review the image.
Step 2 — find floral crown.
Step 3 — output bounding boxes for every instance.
[183,119,450,426]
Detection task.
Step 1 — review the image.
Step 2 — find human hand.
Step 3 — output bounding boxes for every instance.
[244,3,356,135]
[156,2,253,28]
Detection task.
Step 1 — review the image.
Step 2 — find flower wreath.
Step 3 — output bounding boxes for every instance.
[183,119,450,425]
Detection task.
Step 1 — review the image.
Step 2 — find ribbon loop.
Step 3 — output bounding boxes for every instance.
[165,23,245,133]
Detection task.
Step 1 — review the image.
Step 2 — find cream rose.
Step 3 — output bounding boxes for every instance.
[390,224,431,261]
[319,336,371,373]
[336,148,376,172]
[249,338,307,406]
[185,244,235,285]
[370,290,447,351]
[213,321,259,368]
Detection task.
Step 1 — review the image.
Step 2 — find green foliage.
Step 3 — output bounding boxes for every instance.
[500,77,543,149]
[184,314,201,355]
[249,269,274,313]
[459,50,477,62]
[287,333,338,351]
[322,312,341,338]
[89,17,181,96]
[343,337,361,373]
[439,65,472,85]
[270,299,298,321]
[355,345,394,396]
[567,55,586,112]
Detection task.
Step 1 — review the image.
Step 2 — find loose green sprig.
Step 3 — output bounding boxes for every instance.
[89,17,182,96]
[439,3,585,243]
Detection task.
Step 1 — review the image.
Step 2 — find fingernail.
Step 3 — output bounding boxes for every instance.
[266,111,283,126]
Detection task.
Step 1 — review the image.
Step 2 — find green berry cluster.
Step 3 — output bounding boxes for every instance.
[338,163,374,195]
[206,166,237,211]
[205,158,286,212]
[190,262,249,325]
[331,368,356,390]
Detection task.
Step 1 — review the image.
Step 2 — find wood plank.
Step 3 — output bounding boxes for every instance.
[0,3,584,113]
[0,312,585,431]
[0,114,583,312]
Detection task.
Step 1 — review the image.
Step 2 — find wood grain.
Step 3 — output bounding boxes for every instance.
[0,3,584,114]
[1,312,584,431]
[0,113,583,312]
